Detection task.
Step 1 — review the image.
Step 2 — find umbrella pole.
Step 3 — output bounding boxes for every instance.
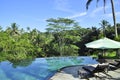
[102,49,105,57]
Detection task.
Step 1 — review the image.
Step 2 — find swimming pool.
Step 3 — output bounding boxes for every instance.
[0,56,98,80]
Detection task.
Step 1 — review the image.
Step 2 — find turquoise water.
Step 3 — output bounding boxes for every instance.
[0,56,98,80]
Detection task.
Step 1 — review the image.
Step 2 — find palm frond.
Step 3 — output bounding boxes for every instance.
[86,0,93,10]
[96,0,100,7]
[103,0,106,13]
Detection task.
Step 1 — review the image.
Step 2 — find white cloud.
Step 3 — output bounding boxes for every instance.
[116,12,120,16]
[89,6,110,17]
[66,12,87,19]
[54,0,74,13]
[106,12,120,18]
[106,13,112,17]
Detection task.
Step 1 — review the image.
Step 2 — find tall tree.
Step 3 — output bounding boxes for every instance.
[46,18,78,56]
[27,27,31,32]
[86,0,118,38]
[10,23,19,36]
[99,20,109,37]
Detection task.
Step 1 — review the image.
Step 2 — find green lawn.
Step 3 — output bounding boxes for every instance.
[91,51,119,59]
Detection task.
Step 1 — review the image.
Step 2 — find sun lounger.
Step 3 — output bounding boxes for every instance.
[109,60,120,69]
[82,63,109,75]
[78,63,109,79]
[115,59,120,62]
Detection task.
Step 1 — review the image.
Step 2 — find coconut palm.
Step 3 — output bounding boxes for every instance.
[86,0,118,38]
[10,23,20,36]
[99,20,109,37]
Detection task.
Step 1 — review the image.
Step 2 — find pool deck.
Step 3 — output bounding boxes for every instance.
[49,65,120,80]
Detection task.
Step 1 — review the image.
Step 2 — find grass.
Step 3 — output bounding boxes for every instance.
[91,51,119,59]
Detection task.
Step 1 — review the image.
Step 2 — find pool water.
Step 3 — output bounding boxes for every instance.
[0,56,98,80]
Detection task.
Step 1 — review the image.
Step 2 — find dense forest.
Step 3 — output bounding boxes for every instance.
[0,18,120,62]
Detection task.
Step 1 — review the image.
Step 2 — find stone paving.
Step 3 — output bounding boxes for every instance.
[50,65,120,80]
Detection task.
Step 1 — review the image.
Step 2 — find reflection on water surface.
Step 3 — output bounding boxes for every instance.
[0,56,98,80]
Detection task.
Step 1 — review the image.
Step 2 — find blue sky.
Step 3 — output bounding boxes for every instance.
[0,0,120,32]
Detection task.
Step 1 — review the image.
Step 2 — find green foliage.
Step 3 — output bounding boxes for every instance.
[91,50,118,59]
[0,19,120,61]
[115,35,120,41]
[46,18,80,56]
[63,45,79,56]
[106,51,116,57]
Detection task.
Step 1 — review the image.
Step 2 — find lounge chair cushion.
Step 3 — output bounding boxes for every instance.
[115,60,120,62]
[109,60,120,67]
[83,63,109,74]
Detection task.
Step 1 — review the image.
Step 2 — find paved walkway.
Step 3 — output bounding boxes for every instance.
[49,65,120,80]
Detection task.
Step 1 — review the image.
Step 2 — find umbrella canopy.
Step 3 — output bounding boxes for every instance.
[85,37,120,49]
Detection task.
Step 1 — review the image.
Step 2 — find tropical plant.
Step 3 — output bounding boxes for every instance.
[86,0,118,38]
[46,18,79,56]
[99,20,110,37]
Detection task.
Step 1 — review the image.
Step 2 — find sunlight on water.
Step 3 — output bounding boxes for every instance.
[46,56,84,70]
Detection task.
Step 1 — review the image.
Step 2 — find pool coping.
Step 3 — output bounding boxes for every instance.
[48,65,85,80]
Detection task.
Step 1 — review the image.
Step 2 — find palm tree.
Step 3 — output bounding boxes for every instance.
[86,0,118,38]
[27,27,31,32]
[99,20,109,37]
[10,23,19,36]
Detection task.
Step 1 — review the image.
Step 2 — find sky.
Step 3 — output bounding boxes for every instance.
[0,0,120,32]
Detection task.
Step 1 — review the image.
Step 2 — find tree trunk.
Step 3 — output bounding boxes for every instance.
[111,0,118,38]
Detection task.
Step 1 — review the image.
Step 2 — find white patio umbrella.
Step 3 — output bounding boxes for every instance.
[85,37,120,57]
[85,37,120,49]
